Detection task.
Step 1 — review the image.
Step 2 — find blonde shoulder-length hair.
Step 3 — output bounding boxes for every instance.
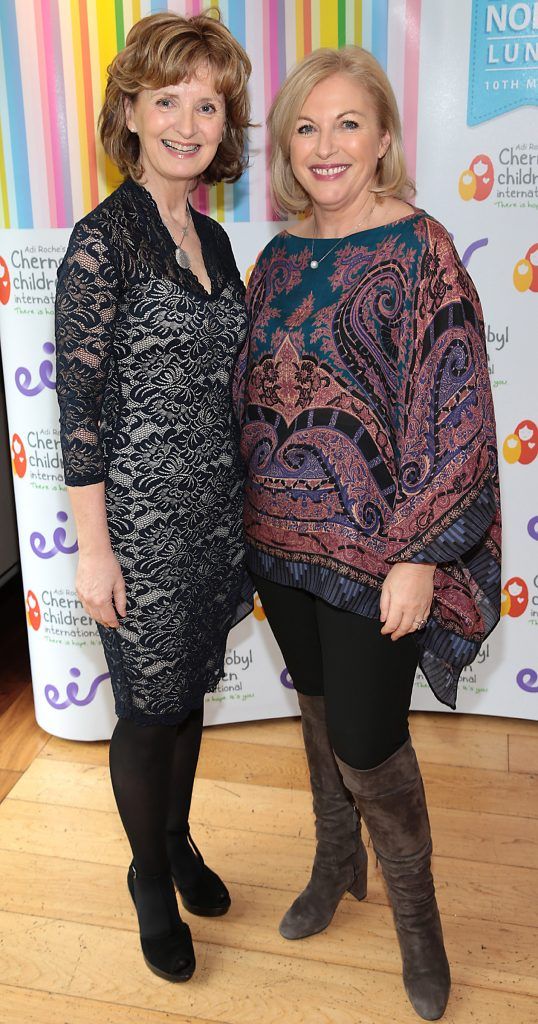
[268,46,415,216]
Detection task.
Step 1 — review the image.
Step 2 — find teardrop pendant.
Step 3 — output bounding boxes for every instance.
[310,259,319,270]
[175,246,191,270]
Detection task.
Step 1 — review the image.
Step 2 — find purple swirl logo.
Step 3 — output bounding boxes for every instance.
[30,511,78,559]
[461,236,489,269]
[516,668,538,694]
[15,342,56,396]
[45,667,110,709]
[280,667,294,689]
[528,516,538,542]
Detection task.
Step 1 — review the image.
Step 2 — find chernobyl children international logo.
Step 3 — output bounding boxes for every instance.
[501,576,529,616]
[513,242,538,290]
[503,419,538,462]
[468,1,538,125]
[0,256,11,304]
[11,428,65,490]
[459,154,495,200]
[25,585,99,647]
[459,146,538,208]
[0,245,63,312]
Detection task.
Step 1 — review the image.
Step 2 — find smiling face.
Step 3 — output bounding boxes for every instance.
[124,64,225,188]
[289,73,389,217]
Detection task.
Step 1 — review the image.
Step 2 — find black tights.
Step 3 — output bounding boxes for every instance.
[252,574,419,770]
[109,706,204,876]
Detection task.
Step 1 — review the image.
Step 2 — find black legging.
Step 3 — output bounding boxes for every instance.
[109,706,204,876]
[251,573,419,770]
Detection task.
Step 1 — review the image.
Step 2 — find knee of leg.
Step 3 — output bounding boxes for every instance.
[331,727,409,772]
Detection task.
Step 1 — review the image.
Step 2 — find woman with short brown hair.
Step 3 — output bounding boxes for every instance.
[55,11,252,983]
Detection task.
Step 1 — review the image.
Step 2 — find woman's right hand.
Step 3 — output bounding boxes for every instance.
[76,548,127,628]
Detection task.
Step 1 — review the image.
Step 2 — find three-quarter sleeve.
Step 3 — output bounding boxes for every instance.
[55,221,119,486]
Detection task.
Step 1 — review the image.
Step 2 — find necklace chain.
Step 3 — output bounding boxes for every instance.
[162,206,192,271]
[173,206,191,270]
[309,198,377,270]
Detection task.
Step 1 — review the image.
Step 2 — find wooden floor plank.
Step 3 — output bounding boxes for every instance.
[211,711,538,746]
[508,734,538,775]
[0,687,49,772]
[211,717,304,749]
[411,722,508,771]
[0,850,536,997]
[1,909,537,1024]
[411,711,538,738]
[13,752,538,824]
[7,760,538,870]
[0,984,216,1024]
[1,800,538,927]
[8,761,311,837]
[2,675,536,1023]
[39,713,518,777]
[0,769,22,803]
[422,762,538,819]
[39,735,109,766]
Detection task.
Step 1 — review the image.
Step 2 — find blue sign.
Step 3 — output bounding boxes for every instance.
[468,0,538,125]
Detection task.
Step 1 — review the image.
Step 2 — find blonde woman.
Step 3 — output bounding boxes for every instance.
[235,47,501,1020]
[55,12,252,982]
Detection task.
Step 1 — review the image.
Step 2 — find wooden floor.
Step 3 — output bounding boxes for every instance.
[1,581,537,1022]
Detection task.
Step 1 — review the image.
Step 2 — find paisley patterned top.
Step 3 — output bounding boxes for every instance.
[234,211,501,709]
[56,178,252,725]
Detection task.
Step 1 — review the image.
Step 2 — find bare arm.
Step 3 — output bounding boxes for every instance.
[68,483,126,628]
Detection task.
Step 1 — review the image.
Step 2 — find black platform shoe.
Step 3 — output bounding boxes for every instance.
[127,862,196,982]
[167,828,231,917]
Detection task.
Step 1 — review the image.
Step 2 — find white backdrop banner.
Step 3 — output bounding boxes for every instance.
[0,0,536,738]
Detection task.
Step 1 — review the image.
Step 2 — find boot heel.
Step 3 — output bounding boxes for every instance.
[348,868,367,902]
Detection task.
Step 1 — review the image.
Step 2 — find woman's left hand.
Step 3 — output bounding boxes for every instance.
[380,562,435,641]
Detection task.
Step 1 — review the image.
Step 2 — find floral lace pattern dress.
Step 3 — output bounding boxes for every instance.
[56,179,252,725]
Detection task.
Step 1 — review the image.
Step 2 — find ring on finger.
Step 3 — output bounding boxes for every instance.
[413,617,428,629]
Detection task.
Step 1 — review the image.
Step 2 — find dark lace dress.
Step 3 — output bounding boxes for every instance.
[55,178,252,725]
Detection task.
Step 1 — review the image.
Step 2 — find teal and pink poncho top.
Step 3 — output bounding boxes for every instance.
[234,210,501,708]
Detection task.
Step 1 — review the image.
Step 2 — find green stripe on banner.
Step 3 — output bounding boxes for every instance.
[338,0,346,46]
[115,0,125,50]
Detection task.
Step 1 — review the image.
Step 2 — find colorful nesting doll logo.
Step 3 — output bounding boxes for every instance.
[513,243,538,293]
[501,578,529,618]
[26,590,41,631]
[458,154,494,202]
[11,434,27,478]
[502,420,538,465]
[0,255,10,305]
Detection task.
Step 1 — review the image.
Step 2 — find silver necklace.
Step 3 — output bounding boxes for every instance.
[173,206,191,270]
[309,198,377,270]
[161,206,192,269]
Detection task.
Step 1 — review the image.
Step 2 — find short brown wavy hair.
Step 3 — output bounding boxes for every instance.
[268,46,415,215]
[99,10,252,185]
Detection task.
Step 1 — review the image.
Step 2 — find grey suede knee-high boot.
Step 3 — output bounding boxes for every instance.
[335,739,450,1021]
[279,693,368,939]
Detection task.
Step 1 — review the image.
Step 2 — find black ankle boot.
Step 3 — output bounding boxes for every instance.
[167,828,231,917]
[127,862,196,982]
